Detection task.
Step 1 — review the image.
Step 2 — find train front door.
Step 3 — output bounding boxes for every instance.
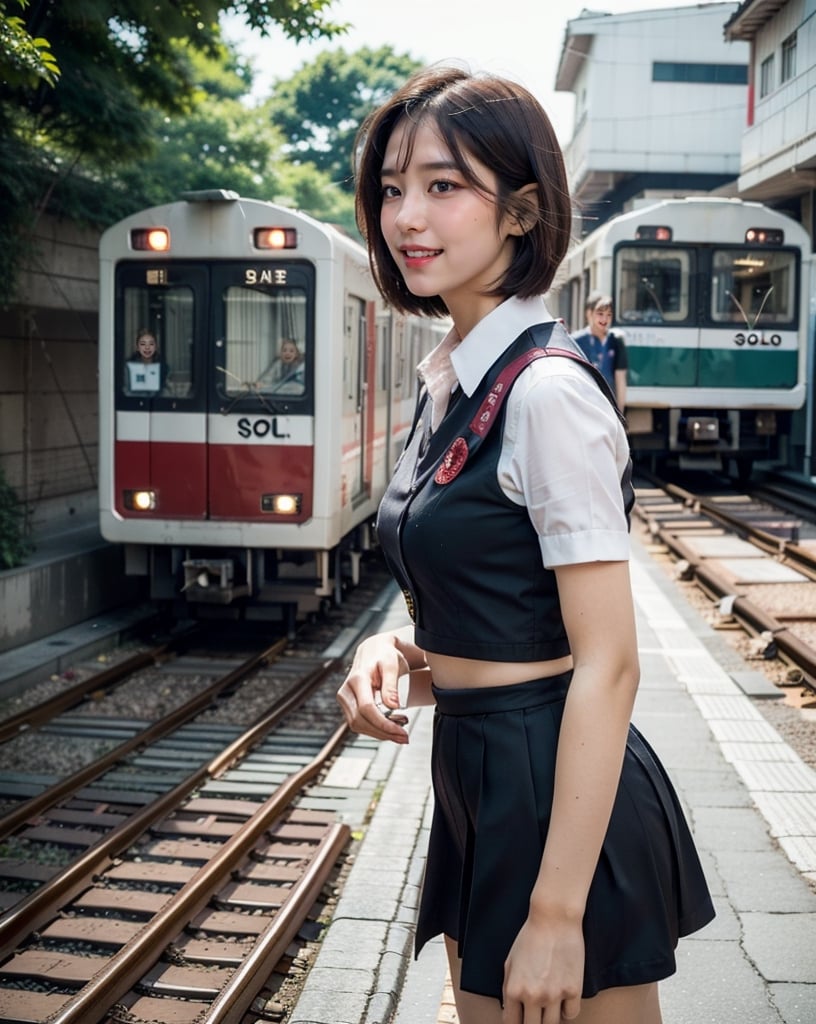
[113,262,208,519]
[344,296,374,506]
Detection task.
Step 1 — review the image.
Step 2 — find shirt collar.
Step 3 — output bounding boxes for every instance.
[450,295,556,396]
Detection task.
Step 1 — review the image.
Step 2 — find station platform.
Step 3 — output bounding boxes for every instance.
[295,528,816,1024]
[0,513,150,695]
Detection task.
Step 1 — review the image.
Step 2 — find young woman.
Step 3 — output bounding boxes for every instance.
[571,293,628,411]
[336,66,714,1024]
[127,327,166,391]
[130,327,160,365]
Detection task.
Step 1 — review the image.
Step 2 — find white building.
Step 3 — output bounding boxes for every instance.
[556,3,750,232]
[724,0,816,234]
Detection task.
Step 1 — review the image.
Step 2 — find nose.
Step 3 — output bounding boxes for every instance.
[393,189,426,232]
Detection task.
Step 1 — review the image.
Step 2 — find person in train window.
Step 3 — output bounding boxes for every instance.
[264,338,305,395]
[127,328,167,392]
[571,293,628,411]
[336,66,714,1024]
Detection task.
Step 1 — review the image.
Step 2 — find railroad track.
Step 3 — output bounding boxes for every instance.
[634,476,816,698]
[0,558,397,1024]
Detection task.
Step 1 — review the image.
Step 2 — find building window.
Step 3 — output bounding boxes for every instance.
[782,32,797,82]
[652,62,748,84]
[760,53,775,97]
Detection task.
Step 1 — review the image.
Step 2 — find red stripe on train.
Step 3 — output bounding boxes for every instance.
[114,441,314,520]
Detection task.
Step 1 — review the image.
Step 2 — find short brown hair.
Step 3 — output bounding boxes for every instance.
[585,292,613,314]
[354,65,572,317]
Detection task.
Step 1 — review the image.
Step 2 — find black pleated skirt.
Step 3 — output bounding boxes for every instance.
[415,673,715,1002]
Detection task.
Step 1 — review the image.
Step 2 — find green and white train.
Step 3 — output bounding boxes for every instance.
[549,197,814,479]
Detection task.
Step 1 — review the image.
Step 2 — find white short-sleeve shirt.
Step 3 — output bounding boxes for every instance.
[418,295,631,569]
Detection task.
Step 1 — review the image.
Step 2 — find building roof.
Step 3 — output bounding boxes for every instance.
[555,29,594,92]
[724,0,789,41]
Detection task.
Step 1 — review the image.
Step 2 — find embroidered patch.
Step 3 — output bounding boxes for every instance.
[435,436,469,484]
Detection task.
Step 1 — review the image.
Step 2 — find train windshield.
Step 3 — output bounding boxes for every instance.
[710,248,797,326]
[614,244,798,329]
[220,284,307,399]
[115,261,314,413]
[118,270,197,400]
[614,247,692,324]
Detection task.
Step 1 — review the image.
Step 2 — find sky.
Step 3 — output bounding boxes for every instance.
[222,0,736,143]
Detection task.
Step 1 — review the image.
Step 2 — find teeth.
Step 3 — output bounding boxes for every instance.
[405,250,438,257]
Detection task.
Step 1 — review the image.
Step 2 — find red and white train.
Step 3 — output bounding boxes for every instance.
[98,190,445,628]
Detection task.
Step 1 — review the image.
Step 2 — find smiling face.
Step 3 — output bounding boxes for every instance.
[136,334,157,360]
[279,340,299,364]
[587,303,612,341]
[379,118,522,335]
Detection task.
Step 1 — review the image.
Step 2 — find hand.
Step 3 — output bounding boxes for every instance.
[336,632,410,744]
[502,912,584,1024]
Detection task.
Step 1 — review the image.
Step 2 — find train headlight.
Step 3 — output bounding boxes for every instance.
[130,228,170,252]
[635,225,672,242]
[253,227,297,250]
[124,489,157,511]
[755,412,777,436]
[261,493,301,515]
[745,228,784,245]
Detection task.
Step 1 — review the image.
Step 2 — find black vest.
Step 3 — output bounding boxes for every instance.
[376,322,633,661]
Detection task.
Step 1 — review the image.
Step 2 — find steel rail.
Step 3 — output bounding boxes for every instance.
[46,718,350,1024]
[0,637,287,841]
[0,654,336,959]
[0,640,177,744]
[202,820,350,1023]
[661,482,816,579]
[652,521,816,692]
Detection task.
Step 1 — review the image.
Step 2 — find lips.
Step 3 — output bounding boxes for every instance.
[401,247,443,266]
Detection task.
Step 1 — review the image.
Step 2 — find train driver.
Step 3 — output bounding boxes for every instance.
[266,338,305,395]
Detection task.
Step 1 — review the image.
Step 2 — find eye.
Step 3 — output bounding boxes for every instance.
[430,180,459,194]
[382,184,401,199]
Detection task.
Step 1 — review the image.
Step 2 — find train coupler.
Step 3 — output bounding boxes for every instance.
[182,558,250,603]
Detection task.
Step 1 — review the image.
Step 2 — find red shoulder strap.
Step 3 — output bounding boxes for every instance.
[468,346,585,438]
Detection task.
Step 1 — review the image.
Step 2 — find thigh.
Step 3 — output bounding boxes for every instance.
[574,982,662,1024]
[444,935,504,1024]
[444,936,662,1024]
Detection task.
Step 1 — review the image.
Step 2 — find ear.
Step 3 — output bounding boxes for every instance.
[504,183,540,237]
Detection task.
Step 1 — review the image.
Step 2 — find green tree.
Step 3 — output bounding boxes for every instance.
[275,160,356,237]
[107,44,284,213]
[0,0,347,303]
[0,0,59,87]
[266,45,422,190]
[106,42,356,237]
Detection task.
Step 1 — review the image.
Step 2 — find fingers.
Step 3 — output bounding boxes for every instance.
[502,996,580,1024]
[336,672,409,744]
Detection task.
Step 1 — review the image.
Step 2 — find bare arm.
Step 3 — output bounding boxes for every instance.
[503,559,640,1023]
[614,367,627,411]
[336,625,433,744]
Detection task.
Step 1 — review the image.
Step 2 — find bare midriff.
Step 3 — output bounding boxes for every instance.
[427,652,573,689]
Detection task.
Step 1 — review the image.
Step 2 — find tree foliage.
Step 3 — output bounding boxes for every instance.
[0,2,416,305]
[266,46,422,190]
[95,42,356,238]
[0,0,59,88]
[0,0,347,304]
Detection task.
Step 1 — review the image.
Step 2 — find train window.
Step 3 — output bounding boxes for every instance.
[614,247,691,324]
[221,285,307,398]
[377,312,390,393]
[120,282,194,399]
[710,249,796,326]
